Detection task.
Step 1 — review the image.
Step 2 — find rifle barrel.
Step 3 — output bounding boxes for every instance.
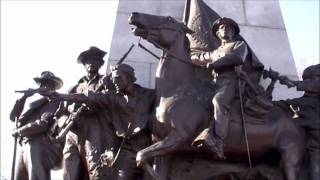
[138,42,160,59]
[117,43,135,65]
[15,89,37,93]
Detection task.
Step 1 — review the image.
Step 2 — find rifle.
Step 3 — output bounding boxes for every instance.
[117,43,135,65]
[55,105,87,141]
[262,67,296,88]
[15,88,50,94]
[56,44,135,141]
[138,42,160,60]
[11,116,19,180]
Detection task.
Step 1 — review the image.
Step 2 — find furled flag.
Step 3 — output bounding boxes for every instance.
[183,0,265,83]
[183,0,220,51]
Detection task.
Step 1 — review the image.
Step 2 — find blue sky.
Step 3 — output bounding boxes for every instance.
[279,0,319,75]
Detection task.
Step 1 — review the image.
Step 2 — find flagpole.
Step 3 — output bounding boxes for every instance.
[182,0,191,24]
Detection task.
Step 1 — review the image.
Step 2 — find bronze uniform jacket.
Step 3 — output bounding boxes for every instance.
[10,96,60,140]
[62,83,155,152]
[88,84,156,138]
[9,96,63,169]
[66,74,117,154]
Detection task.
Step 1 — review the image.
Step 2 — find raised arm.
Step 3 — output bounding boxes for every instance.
[41,90,129,110]
[9,91,36,122]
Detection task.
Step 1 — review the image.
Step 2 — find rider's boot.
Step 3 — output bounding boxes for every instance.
[207,136,225,159]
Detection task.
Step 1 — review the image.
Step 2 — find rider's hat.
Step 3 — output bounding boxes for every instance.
[211,17,240,36]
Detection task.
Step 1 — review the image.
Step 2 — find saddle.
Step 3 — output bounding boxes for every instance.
[229,100,271,125]
[243,94,273,118]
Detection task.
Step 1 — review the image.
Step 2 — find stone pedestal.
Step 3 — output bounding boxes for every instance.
[108,0,302,100]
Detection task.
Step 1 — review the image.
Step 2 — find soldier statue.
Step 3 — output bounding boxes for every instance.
[42,63,155,180]
[190,17,273,158]
[283,64,320,180]
[190,17,249,158]
[10,71,64,180]
[104,64,155,180]
[60,47,117,180]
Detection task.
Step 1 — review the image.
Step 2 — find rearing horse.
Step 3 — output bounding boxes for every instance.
[129,12,305,180]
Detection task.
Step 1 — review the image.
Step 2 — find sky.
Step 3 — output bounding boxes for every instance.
[1,1,119,179]
[1,0,319,179]
[279,0,319,76]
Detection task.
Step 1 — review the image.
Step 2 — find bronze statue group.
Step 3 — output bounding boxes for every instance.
[9,14,319,180]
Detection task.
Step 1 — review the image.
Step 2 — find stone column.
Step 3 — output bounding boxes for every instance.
[108,0,301,99]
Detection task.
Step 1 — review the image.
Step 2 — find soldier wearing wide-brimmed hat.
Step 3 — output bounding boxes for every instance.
[62,46,118,180]
[77,46,106,82]
[44,63,155,179]
[77,46,106,65]
[191,17,249,159]
[10,71,64,180]
[33,71,64,90]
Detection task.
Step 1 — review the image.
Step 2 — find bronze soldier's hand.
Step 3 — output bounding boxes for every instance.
[11,128,21,137]
[100,150,114,167]
[23,88,36,98]
[39,91,60,100]
[278,76,297,88]
[190,53,200,61]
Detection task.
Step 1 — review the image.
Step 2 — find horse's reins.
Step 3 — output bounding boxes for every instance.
[140,27,199,67]
[139,25,253,168]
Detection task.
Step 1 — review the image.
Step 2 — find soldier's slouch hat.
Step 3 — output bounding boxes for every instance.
[212,17,240,35]
[34,71,63,90]
[77,46,106,65]
[111,63,137,82]
[302,64,320,80]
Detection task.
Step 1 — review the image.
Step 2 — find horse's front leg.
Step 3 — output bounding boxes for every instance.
[154,156,172,180]
[136,131,186,180]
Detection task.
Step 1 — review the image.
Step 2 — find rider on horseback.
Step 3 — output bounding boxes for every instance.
[190,17,247,158]
[190,17,272,159]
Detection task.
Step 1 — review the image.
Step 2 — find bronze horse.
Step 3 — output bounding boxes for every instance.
[129,12,305,180]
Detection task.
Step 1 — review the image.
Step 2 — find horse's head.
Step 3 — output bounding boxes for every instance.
[129,12,193,49]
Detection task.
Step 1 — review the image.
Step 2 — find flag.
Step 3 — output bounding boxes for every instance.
[183,0,220,51]
[183,0,264,83]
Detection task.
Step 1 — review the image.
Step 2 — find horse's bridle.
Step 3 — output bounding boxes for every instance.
[143,25,198,67]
